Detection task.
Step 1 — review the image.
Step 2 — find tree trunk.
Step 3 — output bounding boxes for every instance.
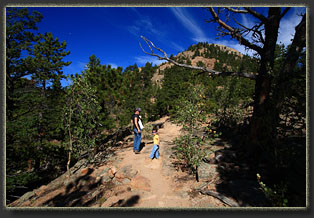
[67,94,73,177]
[274,14,306,109]
[35,80,46,171]
[247,11,306,162]
[67,149,72,177]
[247,8,282,157]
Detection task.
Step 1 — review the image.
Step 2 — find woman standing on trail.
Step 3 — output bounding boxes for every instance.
[131,107,142,154]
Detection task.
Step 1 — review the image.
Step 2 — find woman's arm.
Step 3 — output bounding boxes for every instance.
[134,117,141,133]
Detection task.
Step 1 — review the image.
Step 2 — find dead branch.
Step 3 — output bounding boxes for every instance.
[280,7,291,19]
[139,36,256,80]
[225,7,248,14]
[233,18,265,44]
[200,189,240,207]
[244,7,268,23]
[207,7,263,55]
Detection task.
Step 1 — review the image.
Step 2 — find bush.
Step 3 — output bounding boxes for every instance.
[142,123,154,140]
[6,171,42,194]
[174,134,205,175]
[257,173,289,207]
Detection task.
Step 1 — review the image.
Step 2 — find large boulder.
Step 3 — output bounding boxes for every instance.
[197,162,220,182]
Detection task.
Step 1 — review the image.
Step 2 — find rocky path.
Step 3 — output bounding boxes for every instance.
[107,116,193,207]
[97,116,226,208]
[9,117,227,208]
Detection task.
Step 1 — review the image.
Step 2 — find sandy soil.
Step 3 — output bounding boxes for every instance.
[100,116,224,208]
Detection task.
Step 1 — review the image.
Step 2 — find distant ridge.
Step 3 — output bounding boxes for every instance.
[151,42,245,85]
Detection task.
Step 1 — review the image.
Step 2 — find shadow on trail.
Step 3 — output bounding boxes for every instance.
[110,195,140,207]
[169,122,306,207]
[139,142,146,152]
[43,168,103,207]
[205,126,306,207]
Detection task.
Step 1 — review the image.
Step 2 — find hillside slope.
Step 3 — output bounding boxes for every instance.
[152,43,247,85]
[7,117,235,208]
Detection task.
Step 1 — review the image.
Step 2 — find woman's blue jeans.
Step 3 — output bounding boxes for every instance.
[150,144,159,159]
[133,128,141,152]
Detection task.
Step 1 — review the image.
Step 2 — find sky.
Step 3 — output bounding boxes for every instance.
[10,6,306,86]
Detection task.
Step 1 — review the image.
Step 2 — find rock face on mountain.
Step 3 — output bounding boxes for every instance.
[151,43,244,86]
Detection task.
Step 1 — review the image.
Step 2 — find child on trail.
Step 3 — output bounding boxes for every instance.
[150,129,160,160]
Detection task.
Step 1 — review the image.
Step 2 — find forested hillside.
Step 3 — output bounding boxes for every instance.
[6,8,306,207]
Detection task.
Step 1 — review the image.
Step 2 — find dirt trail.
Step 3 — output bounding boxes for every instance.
[9,116,225,208]
[102,116,225,208]
[111,116,193,207]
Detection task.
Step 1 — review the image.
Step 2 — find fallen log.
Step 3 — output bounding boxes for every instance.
[200,189,240,207]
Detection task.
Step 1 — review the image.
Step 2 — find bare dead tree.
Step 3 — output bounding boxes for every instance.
[139,7,306,158]
[205,7,306,154]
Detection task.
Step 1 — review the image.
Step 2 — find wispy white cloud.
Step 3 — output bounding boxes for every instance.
[170,41,185,52]
[129,7,141,17]
[127,25,141,37]
[278,7,305,46]
[213,8,305,57]
[127,10,164,38]
[170,8,210,43]
[134,55,166,66]
[238,7,305,51]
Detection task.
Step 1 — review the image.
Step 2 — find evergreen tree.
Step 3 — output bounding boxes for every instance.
[23,32,71,170]
[84,55,121,130]
[6,7,43,120]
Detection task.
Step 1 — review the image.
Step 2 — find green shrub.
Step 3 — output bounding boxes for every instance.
[174,134,205,175]
[257,173,289,207]
[6,171,42,194]
[142,123,154,140]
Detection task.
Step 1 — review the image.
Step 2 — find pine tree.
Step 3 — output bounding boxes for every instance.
[6,8,43,120]
[23,32,71,170]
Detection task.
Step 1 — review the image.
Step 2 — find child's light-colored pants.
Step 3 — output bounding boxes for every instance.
[150,144,159,159]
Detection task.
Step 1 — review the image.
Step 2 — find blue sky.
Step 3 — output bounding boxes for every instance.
[13,7,306,86]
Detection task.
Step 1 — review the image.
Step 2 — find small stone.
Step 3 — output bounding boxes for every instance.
[108,166,118,178]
